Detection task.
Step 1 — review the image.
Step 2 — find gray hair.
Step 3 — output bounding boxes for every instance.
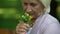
[39,0,51,14]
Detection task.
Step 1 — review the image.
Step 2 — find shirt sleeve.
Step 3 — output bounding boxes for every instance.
[26,28,32,34]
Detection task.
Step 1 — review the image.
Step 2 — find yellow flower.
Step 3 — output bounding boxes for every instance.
[25,12,32,20]
[25,13,29,16]
[30,16,32,19]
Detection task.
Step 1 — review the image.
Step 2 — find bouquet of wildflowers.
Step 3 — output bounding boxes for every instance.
[18,13,32,24]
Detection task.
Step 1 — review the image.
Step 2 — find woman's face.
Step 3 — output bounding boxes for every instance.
[22,0,44,19]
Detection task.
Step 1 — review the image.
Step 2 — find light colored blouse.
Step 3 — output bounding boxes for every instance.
[27,14,60,34]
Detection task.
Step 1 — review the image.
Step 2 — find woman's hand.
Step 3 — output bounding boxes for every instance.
[16,23,30,34]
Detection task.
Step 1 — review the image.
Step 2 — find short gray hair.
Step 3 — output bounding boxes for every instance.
[39,0,51,14]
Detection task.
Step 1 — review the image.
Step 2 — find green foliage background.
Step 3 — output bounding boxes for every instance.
[0,0,24,30]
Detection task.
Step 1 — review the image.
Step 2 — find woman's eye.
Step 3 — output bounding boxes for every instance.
[30,3,37,7]
[24,3,28,6]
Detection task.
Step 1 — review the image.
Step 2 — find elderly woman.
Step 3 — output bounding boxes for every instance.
[16,0,60,34]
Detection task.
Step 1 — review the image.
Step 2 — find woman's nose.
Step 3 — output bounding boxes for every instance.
[26,6,32,13]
